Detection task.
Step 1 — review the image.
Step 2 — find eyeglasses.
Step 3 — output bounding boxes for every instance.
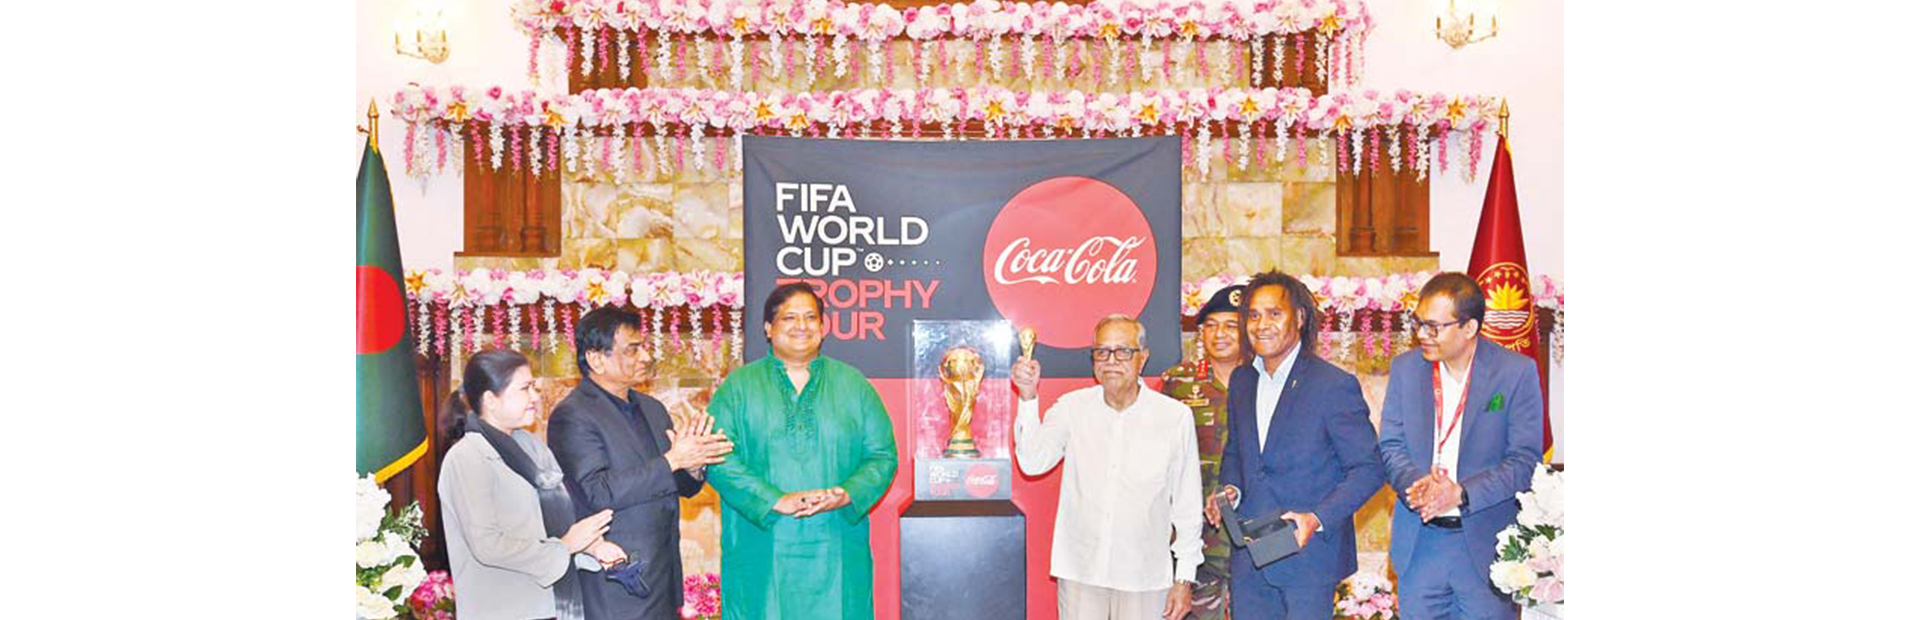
[1409,317,1469,337]
[1090,347,1141,361]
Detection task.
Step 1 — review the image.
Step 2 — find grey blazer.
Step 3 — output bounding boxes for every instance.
[438,431,574,620]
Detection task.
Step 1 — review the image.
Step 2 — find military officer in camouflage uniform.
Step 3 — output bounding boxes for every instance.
[1160,284,1247,619]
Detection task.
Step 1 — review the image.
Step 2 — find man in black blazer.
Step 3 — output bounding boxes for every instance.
[549,307,734,620]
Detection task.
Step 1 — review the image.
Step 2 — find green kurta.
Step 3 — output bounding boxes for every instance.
[707,354,899,620]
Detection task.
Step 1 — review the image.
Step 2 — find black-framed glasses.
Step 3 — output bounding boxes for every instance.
[1090,347,1141,361]
[1409,317,1468,337]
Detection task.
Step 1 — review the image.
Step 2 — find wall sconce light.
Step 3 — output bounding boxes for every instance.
[393,5,449,64]
[1435,0,1499,48]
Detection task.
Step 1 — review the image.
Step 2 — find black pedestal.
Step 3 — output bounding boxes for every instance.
[899,494,1026,619]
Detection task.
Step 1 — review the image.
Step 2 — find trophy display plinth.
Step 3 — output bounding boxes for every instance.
[899,498,1026,620]
[901,321,1025,619]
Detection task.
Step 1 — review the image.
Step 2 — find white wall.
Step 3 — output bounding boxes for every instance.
[358,0,550,273]
[1358,0,1565,462]
[355,0,1566,460]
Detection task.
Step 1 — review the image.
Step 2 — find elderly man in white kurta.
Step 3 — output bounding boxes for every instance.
[1011,314,1204,620]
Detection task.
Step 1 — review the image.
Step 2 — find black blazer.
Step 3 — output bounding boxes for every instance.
[548,379,704,620]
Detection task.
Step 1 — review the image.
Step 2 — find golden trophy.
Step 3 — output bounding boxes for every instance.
[940,346,986,458]
[1017,327,1037,359]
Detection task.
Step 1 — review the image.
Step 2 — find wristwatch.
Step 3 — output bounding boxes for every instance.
[1459,487,1471,510]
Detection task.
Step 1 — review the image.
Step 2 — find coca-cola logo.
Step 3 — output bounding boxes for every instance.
[983,177,1157,349]
[964,464,999,498]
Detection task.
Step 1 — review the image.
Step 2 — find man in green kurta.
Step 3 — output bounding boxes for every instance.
[1159,284,1246,619]
[707,282,899,620]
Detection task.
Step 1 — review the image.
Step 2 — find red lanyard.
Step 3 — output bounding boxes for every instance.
[1432,361,1472,461]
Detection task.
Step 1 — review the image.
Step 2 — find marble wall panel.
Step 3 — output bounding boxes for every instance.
[1181,237,1228,283]
[672,182,731,241]
[1181,182,1222,238]
[561,238,619,270]
[615,238,676,273]
[674,238,746,272]
[1217,182,1286,237]
[1281,182,1338,235]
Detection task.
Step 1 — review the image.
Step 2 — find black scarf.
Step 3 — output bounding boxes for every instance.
[465,414,584,620]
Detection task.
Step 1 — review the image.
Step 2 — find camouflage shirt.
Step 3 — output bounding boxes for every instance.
[1161,359,1237,618]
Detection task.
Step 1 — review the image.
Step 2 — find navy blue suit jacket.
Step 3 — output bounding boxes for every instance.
[1378,337,1544,577]
[1218,351,1385,589]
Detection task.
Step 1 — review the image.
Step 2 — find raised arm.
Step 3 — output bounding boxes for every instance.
[1010,356,1070,476]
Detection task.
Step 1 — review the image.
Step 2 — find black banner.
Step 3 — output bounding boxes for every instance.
[742,136,1182,378]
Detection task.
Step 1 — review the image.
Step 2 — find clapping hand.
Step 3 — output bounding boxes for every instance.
[664,414,734,471]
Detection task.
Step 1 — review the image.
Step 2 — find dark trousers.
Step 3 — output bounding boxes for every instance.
[1227,573,1337,620]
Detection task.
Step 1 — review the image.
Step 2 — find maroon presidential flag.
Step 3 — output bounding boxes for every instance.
[1466,135,1553,461]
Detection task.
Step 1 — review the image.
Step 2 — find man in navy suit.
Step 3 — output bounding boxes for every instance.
[1378,273,1544,620]
[1212,271,1385,619]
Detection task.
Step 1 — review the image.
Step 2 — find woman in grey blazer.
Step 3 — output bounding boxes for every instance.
[439,350,628,620]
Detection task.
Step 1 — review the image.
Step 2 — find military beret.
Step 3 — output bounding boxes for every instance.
[1197,284,1246,321]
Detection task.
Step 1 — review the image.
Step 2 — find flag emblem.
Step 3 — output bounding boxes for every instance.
[1476,262,1535,350]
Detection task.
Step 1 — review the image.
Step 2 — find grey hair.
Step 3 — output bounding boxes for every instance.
[1092,314,1147,349]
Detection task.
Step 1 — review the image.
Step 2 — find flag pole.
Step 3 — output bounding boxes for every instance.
[367,99,381,153]
[1497,98,1509,139]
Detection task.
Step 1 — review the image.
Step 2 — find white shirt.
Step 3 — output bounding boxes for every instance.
[1252,344,1301,451]
[1014,381,1204,591]
[1435,358,1472,518]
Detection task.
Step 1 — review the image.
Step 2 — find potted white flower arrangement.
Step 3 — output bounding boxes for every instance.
[1491,463,1563,619]
[357,474,429,620]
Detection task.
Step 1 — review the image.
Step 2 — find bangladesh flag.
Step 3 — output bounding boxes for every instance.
[357,132,427,482]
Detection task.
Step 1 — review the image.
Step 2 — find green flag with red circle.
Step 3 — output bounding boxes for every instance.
[357,136,427,482]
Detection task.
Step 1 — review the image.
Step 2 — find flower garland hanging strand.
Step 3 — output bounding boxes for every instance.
[434,302,449,358]
[730,309,744,366]
[543,299,558,354]
[507,302,522,350]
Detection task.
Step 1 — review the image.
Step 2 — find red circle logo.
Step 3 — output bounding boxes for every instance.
[357,266,406,354]
[964,463,1000,498]
[982,177,1157,350]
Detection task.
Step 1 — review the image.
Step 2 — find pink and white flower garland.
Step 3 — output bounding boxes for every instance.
[393,85,1499,180]
[1182,272,1565,366]
[399,268,1556,367]
[405,269,747,363]
[513,0,1372,89]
